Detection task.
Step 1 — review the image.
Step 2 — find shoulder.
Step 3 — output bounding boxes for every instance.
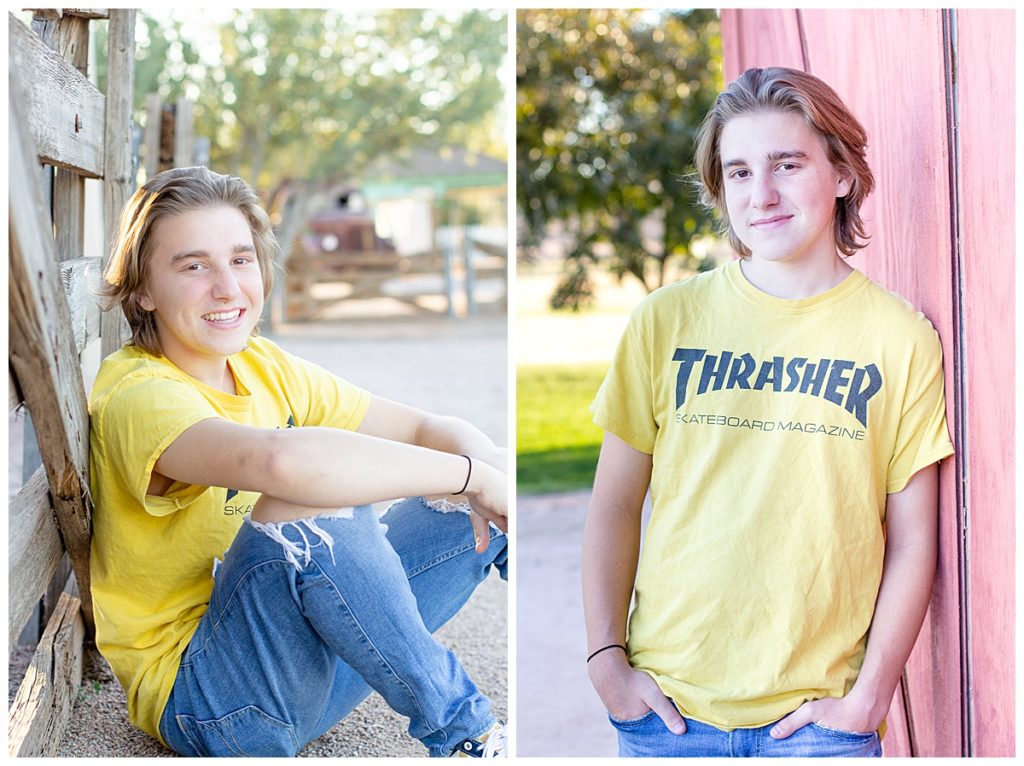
[90,347,211,426]
[633,264,726,320]
[856,274,943,350]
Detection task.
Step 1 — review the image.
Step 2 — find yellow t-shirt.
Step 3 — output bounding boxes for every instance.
[89,336,370,744]
[592,260,954,730]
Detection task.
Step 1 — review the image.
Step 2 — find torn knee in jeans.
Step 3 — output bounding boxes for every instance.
[419,498,472,515]
[246,511,353,571]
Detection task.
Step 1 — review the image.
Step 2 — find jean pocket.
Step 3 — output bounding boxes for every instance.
[808,721,878,740]
[608,709,659,729]
[175,705,299,756]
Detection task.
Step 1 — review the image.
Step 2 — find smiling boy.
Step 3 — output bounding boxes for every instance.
[90,167,508,757]
[583,67,954,757]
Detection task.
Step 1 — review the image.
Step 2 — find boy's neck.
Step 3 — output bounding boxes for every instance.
[162,349,237,395]
[738,254,853,300]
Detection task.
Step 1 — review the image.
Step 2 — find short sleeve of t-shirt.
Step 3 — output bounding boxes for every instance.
[886,323,955,493]
[591,301,657,454]
[94,374,221,516]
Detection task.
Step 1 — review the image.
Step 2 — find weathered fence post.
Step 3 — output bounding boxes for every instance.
[8,8,138,755]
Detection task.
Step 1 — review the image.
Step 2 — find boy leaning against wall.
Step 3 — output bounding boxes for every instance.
[583,67,954,758]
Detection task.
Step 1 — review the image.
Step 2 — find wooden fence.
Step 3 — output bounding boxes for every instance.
[8,8,136,756]
[268,182,508,324]
[722,8,1014,757]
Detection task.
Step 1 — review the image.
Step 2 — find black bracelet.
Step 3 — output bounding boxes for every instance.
[587,643,627,663]
[455,454,473,495]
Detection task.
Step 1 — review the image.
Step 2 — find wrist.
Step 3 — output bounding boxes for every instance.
[464,458,496,497]
[586,644,631,683]
[845,681,894,722]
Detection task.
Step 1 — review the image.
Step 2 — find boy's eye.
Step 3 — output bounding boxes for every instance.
[728,169,750,180]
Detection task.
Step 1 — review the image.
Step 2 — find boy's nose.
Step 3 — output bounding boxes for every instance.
[751,176,780,208]
[211,268,241,298]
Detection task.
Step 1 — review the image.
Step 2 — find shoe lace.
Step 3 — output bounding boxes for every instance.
[480,724,506,758]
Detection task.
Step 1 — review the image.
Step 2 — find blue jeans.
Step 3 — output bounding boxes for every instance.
[158,498,507,757]
[611,711,882,757]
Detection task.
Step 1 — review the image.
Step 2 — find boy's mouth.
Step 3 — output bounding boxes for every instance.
[751,215,793,228]
[202,308,243,323]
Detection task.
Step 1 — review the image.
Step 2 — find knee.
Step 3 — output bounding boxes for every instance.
[251,494,355,524]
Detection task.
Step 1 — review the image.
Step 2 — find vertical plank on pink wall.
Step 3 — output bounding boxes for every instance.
[719,8,963,757]
[799,10,961,757]
[956,9,1015,757]
[720,9,804,80]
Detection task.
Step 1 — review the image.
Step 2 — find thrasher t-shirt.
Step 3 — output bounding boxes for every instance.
[89,336,370,744]
[591,259,954,730]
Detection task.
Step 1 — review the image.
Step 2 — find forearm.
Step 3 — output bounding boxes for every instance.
[413,413,503,464]
[582,503,642,649]
[262,426,484,508]
[849,535,937,717]
[584,433,652,650]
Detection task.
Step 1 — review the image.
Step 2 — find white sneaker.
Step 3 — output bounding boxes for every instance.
[450,721,506,758]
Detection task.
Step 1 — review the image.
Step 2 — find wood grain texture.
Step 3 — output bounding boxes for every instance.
[7,589,85,757]
[50,9,111,20]
[60,257,102,356]
[50,15,90,261]
[8,467,63,648]
[101,9,137,359]
[174,95,195,168]
[9,73,95,630]
[8,13,105,177]
[799,9,961,757]
[142,91,162,180]
[955,8,1015,757]
[720,9,804,80]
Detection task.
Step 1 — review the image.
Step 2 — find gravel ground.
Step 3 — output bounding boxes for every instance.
[9,313,508,757]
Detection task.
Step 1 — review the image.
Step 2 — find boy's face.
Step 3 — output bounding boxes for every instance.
[720,109,849,265]
[138,205,264,375]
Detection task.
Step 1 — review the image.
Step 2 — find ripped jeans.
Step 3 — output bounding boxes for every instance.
[158,497,507,757]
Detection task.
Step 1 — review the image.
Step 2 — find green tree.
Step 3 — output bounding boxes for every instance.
[95,14,203,113]
[517,9,723,308]
[197,8,506,187]
[98,10,506,189]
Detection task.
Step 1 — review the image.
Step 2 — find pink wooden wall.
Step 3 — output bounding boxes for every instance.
[721,9,1014,758]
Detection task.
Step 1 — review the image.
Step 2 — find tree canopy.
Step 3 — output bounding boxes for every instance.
[99,9,506,189]
[517,9,723,308]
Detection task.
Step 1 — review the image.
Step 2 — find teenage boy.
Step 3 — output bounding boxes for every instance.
[583,67,954,757]
[92,166,507,757]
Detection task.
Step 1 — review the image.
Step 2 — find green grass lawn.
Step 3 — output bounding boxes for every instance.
[516,362,608,495]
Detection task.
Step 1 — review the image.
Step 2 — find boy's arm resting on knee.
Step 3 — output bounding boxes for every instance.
[153,418,506,525]
[770,462,940,739]
[583,432,686,734]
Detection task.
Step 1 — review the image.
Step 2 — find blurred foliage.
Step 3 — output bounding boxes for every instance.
[98,10,506,189]
[517,9,723,309]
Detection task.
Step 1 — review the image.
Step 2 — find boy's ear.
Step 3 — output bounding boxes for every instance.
[136,291,155,312]
[836,173,852,199]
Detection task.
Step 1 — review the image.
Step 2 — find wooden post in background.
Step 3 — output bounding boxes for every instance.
[101,9,137,359]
